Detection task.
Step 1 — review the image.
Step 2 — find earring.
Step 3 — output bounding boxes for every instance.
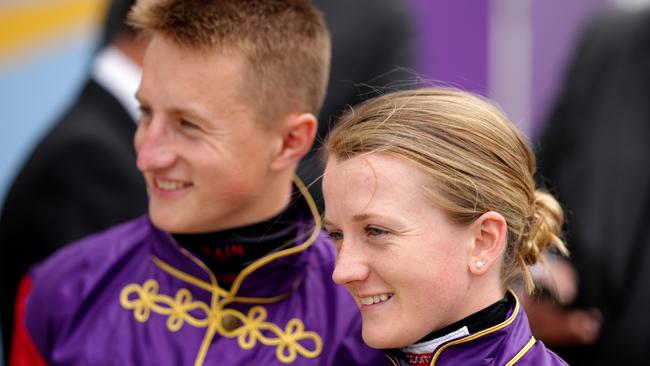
[475,259,487,269]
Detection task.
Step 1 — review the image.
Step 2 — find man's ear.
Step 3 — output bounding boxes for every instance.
[468,211,508,275]
[270,112,317,171]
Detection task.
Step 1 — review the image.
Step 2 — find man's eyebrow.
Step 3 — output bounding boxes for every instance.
[175,106,206,121]
[351,213,371,222]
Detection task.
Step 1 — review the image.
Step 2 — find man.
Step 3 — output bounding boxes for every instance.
[9,1,384,365]
[0,0,147,354]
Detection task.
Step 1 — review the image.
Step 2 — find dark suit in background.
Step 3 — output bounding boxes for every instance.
[0,1,143,356]
[300,0,414,210]
[536,8,650,365]
[0,79,148,352]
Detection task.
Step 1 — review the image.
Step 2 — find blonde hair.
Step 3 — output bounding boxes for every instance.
[326,87,567,292]
[128,0,331,123]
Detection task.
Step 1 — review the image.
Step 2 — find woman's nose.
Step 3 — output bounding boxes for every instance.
[332,240,370,285]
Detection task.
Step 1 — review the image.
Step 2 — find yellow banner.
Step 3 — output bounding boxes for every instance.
[0,0,107,59]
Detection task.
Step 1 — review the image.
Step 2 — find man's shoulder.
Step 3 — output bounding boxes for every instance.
[21,216,155,357]
[29,216,152,285]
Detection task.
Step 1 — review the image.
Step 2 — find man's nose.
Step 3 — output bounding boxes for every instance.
[135,120,177,172]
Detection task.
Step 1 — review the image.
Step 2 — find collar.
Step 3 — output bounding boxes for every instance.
[91,45,142,122]
[385,290,537,366]
[414,292,512,346]
[172,201,300,288]
[148,176,323,305]
[399,327,470,358]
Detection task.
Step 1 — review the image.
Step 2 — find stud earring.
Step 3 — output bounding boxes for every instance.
[476,259,487,269]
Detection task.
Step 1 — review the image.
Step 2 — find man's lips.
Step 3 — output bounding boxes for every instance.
[153,178,193,191]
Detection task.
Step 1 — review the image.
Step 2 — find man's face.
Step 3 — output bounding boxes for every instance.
[135,35,280,233]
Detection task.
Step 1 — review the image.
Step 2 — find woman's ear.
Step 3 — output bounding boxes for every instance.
[468,211,508,275]
[270,113,317,171]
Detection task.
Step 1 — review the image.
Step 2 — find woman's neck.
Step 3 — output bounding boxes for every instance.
[394,292,514,366]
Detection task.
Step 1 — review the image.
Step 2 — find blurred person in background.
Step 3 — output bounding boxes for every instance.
[531,7,650,365]
[0,0,147,354]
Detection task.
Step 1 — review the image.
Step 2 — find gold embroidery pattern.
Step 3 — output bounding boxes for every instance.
[120,279,323,364]
[119,177,324,365]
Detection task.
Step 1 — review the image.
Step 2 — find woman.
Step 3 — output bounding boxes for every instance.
[322,88,568,365]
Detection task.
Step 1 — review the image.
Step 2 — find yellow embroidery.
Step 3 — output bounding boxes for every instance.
[120,280,322,364]
[120,177,324,365]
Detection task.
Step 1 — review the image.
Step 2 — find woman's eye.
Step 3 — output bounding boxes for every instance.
[326,230,343,241]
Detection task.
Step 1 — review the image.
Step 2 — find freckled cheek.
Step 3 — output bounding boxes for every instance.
[402,266,450,292]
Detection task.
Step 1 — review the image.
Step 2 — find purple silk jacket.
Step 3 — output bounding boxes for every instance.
[19,211,386,365]
[385,291,568,366]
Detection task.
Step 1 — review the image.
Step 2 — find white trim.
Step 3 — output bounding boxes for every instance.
[400,326,469,355]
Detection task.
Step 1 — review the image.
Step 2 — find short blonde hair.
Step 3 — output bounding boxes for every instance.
[128,0,331,123]
[326,87,567,292]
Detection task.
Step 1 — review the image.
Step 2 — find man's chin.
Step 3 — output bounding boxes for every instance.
[149,210,187,233]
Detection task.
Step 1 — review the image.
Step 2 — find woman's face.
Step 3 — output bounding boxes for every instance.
[322,153,477,349]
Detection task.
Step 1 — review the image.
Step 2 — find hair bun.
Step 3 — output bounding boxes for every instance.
[517,190,568,290]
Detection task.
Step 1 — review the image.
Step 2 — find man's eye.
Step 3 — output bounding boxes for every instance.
[180,120,198,129]
[366,226,388,237]
[139,106,152,120]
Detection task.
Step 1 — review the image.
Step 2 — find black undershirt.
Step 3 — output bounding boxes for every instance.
[388,293,514,365]
[172,206,299,290]
[416,291,514,343]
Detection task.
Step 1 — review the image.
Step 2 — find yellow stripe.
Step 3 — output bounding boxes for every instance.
[226,175,322,299]
[0,0,107,59]
[154,255,291,305]
[385,353,399,366]
[505,336,536,366]
[153,256,227,296]
[430,289,522,365]
[185,176,321,366]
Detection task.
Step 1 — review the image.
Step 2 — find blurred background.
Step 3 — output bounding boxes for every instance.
[0,0,648,207]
